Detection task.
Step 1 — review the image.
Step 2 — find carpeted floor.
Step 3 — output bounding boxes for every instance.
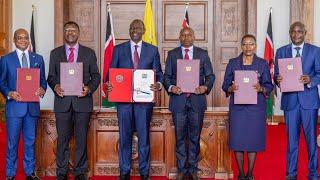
[0,123,319,180]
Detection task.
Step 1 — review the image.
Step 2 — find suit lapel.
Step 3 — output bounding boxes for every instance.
[139,42,147,68]
[286,44,293,58]
[60,45,68,62]
[126,42,134,68]
[77,45,84,63]
[12,51,22,68]
[193,46,199,60]
[177,47,183,60]
[28,52,36,68]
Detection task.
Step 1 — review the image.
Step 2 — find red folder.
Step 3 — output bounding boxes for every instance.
[60,62,83,96]
[16,68,40,102]
[108,68,155,103]
[278,57,304,92]
[234,70,258,104]
[108,68,133,102]
[177,59,200,93]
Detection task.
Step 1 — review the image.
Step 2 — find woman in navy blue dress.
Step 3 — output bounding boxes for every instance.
[222,34,273,180]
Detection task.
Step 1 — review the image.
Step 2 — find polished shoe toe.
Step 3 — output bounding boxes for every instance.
[6,177,15,180]
[26,173,40,180]
[119,173,130,180]
[140,174,150,180]
[75,174,87,180]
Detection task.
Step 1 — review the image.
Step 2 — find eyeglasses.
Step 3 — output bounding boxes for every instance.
[64,28,78,33]
[241,42,255,46]
[15,36,29,41]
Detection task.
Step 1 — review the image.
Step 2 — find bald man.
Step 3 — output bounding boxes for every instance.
[0,29,47,180]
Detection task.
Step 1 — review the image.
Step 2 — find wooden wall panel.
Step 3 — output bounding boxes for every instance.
[68,0,101,107]
[290,0,314,43]
[0,0,11,56]
[214,0,246,107]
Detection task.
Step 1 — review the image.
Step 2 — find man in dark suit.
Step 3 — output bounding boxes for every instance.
[0,28,46,180]
[47,21,101,180]
[106,19,163,180]
[274,21,320,180]
[164,27,215,180]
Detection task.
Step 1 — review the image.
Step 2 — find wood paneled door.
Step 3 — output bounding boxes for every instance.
[54,0,257,108]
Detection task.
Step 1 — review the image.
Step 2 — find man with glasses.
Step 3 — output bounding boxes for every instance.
[0,28,47,180]
[47,21,101,180]
[274,21,320,180]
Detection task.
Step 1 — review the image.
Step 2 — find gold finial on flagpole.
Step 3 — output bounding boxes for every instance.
[185,2,189,5]
[269,7,272,14]
[32,4,36,11]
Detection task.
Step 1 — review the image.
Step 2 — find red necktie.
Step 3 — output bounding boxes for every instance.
[68,47,74,63]
[184,48,190,60]
[184,48,191,97]
[133,45,139,69]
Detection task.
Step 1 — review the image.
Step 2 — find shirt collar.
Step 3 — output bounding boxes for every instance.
[66,43,79,50]
[16,48,28,57]
[130,40,142,48]
[181,45,194,52]
[291,42,304,50]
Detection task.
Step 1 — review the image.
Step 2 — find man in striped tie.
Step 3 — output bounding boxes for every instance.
[47,21,101,180]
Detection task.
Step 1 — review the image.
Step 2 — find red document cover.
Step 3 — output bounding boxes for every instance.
[16,68,40,102]
[60,62,83,96]
[234,70,258,104]
[278,57,304,92]
[108,68,133,102]
[177,59,200,93]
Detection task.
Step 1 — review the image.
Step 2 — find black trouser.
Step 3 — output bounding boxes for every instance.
[55,108,91,176]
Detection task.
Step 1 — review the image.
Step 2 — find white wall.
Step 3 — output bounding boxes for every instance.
[12,0,54,109]
[11,0,320,112]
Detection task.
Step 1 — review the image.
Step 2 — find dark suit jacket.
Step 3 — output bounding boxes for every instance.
[164,46,215,113]
[47,44,101,112]
[274,43,320,110]
[0,51,47,117]
[110,41,164,106]
[221,53,273,111]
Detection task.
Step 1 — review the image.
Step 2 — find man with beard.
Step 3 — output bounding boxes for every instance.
[164,27,215,180]
[0,28,47,180]
[274,21,320,180]
[47,21,101,180]
[106,19,163,180]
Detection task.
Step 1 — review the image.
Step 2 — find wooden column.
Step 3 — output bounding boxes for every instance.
[246,0,257,36]
[290,0,314,42]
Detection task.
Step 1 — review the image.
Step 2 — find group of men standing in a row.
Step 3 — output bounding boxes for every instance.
[0,19,214,180]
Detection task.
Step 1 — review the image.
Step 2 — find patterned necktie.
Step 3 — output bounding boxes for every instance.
[184,48,190,60]
[21,52,28,68]
[68,47,75,63]
[184,48,191,97]
[133,45,139,69]
[295,47,301,57]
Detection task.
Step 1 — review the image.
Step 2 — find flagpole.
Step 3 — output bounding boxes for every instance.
[266,7,278,126]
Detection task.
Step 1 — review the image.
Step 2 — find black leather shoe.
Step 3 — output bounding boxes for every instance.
[140,174,150,180]
[237,175,246,180]
[176,172,185,180]
[26,173,40,180]
[246,175,254,180]
[57,174,68,180]
[6,177,15,180]
[285,176,297,180]
[190,172,199,180]
[75,174,87,180]
[119,173,130,180]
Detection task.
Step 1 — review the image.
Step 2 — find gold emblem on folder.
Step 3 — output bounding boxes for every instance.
[287,64,294,70]
[243,77,250,83]
[186,66,192,72]
[69,69,75,75]
[26,75,32,80]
